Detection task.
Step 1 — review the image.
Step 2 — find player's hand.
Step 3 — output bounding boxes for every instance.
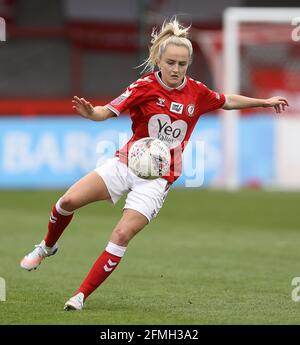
[72,96,94,119]
[263,96,289,114]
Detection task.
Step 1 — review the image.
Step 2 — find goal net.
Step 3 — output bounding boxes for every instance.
[193,7,300,189]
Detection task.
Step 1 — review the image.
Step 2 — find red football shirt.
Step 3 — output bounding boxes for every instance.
[105,71,226,183]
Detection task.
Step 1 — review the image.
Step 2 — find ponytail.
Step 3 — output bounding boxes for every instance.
[139,17,193,73]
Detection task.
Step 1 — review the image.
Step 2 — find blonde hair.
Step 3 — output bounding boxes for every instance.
[140,17,193,73]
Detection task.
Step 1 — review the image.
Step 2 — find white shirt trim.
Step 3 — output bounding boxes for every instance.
[222,95,228,109]
[155,71,187,91]
[105,104,120,116]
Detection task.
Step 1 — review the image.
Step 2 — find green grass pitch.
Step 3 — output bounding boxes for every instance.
[0,189,300,324]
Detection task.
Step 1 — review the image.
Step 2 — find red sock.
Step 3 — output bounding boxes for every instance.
[44,199,74,247]
[76,242,127,300]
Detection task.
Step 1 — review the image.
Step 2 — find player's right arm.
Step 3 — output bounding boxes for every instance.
[72,96,115,121]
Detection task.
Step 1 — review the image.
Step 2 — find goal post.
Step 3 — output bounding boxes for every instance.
[222,7,300,190]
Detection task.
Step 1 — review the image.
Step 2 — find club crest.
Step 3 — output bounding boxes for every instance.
[187,104,195,117]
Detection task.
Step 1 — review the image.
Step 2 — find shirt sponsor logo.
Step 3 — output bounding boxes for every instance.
[148,114,187,149]
[170,102,184,114]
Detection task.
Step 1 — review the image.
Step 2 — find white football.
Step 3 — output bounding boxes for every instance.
[128,137,171,179]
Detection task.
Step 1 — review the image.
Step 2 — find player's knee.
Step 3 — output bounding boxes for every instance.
[59,194,77,212]
[111,227,133,246]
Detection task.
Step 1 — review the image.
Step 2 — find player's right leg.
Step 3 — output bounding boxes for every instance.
[20,171,111,271]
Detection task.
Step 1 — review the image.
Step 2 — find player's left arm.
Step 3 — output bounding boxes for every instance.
[222,95,289,114]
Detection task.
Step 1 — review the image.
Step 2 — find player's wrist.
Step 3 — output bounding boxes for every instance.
[89,107,99,121]
[261,99,269,108]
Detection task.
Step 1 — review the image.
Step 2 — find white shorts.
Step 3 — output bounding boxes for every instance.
[94,157,171,222]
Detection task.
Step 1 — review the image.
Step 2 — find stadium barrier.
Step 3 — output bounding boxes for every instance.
[0,115,276,189]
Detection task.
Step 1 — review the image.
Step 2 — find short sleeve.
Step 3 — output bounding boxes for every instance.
[197,82,226,114]
[105,79,150,116]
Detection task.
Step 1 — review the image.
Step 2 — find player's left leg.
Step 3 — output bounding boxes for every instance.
[64,209,148,311]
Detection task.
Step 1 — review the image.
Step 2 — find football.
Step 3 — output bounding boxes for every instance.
[128,137,171,179]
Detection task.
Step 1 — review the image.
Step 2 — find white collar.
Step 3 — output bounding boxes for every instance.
[155,71,187,91]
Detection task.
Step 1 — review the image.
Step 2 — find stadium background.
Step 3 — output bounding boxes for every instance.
[1,0,300,325]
